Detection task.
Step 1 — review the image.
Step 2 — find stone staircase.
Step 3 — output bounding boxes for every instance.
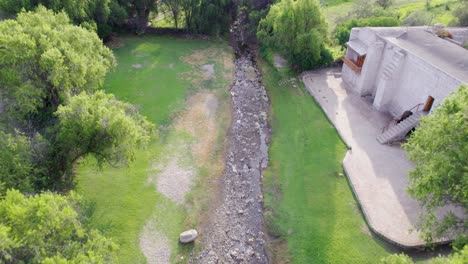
[377,111,426,144]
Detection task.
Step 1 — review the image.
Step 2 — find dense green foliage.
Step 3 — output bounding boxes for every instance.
[404,85,467,242]
[56,91,154,167]
[0,0,233,36]
[260,61,389,263]
[0,7,115,128]
[0,132,36,194]
[0,9,153,192]
[257,0,332,70]
[335,16,401,47]
[52,91,154,187]
[0,190,116,263]
[0,0,128,37]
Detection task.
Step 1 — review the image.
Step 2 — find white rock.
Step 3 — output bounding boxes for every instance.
[179,229,198,243]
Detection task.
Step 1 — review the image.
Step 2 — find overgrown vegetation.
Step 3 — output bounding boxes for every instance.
[403,86,467,243]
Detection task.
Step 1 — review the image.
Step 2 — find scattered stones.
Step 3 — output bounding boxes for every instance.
[180,229,198,243]
[196,8,270,263]
[132,63,143,68]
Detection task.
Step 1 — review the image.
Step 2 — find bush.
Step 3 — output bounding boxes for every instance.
[335,16,401,47]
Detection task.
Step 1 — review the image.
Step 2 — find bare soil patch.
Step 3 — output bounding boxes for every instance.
[150,91,222,204]
[139,221,171,264]
[180,46,234,86]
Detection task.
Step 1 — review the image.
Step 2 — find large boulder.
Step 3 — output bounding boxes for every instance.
[179,229,198,243]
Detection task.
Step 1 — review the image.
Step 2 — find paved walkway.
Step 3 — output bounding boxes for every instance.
[302,68,457,248]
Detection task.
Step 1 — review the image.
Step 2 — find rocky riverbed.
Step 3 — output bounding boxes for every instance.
[195,21,270,263]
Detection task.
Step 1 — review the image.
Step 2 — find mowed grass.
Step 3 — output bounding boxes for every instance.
[102,36,210,125]
[76,35,231,263]
[261,61,390,263]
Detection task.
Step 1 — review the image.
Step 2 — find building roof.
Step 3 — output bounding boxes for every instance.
[370,27,468,83]
[346,39,368,56]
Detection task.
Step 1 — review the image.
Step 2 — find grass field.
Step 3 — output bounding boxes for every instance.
[77,35,233,263]
[261,61,391,263]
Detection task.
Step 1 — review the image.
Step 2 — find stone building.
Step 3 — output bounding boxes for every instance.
[342,26,468,118]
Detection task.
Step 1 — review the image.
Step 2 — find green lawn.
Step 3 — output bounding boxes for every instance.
[261,61,390,263]
[76,35,232,263]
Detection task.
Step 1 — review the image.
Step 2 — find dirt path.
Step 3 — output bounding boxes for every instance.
[195,7,270,263]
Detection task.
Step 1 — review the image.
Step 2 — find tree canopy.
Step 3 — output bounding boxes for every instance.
[0,0,234,36]
[403,85,468,241]
[0,6,115,128]
[257,0,332,70]
[53,91,154,185]
[0,189,116,263]
[0,8,154,192]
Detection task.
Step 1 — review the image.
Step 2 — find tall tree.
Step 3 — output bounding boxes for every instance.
[0,0,125,37]
[51,91,154,189]
[403,85,467,242]
[0,8,154,191]
[0,6,115,130]
[257,0,332,70]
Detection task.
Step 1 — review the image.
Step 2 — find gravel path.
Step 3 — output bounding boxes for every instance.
[195,16,271,262]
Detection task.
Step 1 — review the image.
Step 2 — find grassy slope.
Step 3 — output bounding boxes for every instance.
[323,0,457,32]
[261,61,390,263]
[76,36,229,263]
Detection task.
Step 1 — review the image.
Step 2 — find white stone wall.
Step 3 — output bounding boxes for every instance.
[389,54,462,116]
[342,27,463,118]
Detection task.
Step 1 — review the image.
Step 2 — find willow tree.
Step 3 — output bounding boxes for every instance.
[0,8,154,191]
[257,0,331,70]
[0,7,115,129]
